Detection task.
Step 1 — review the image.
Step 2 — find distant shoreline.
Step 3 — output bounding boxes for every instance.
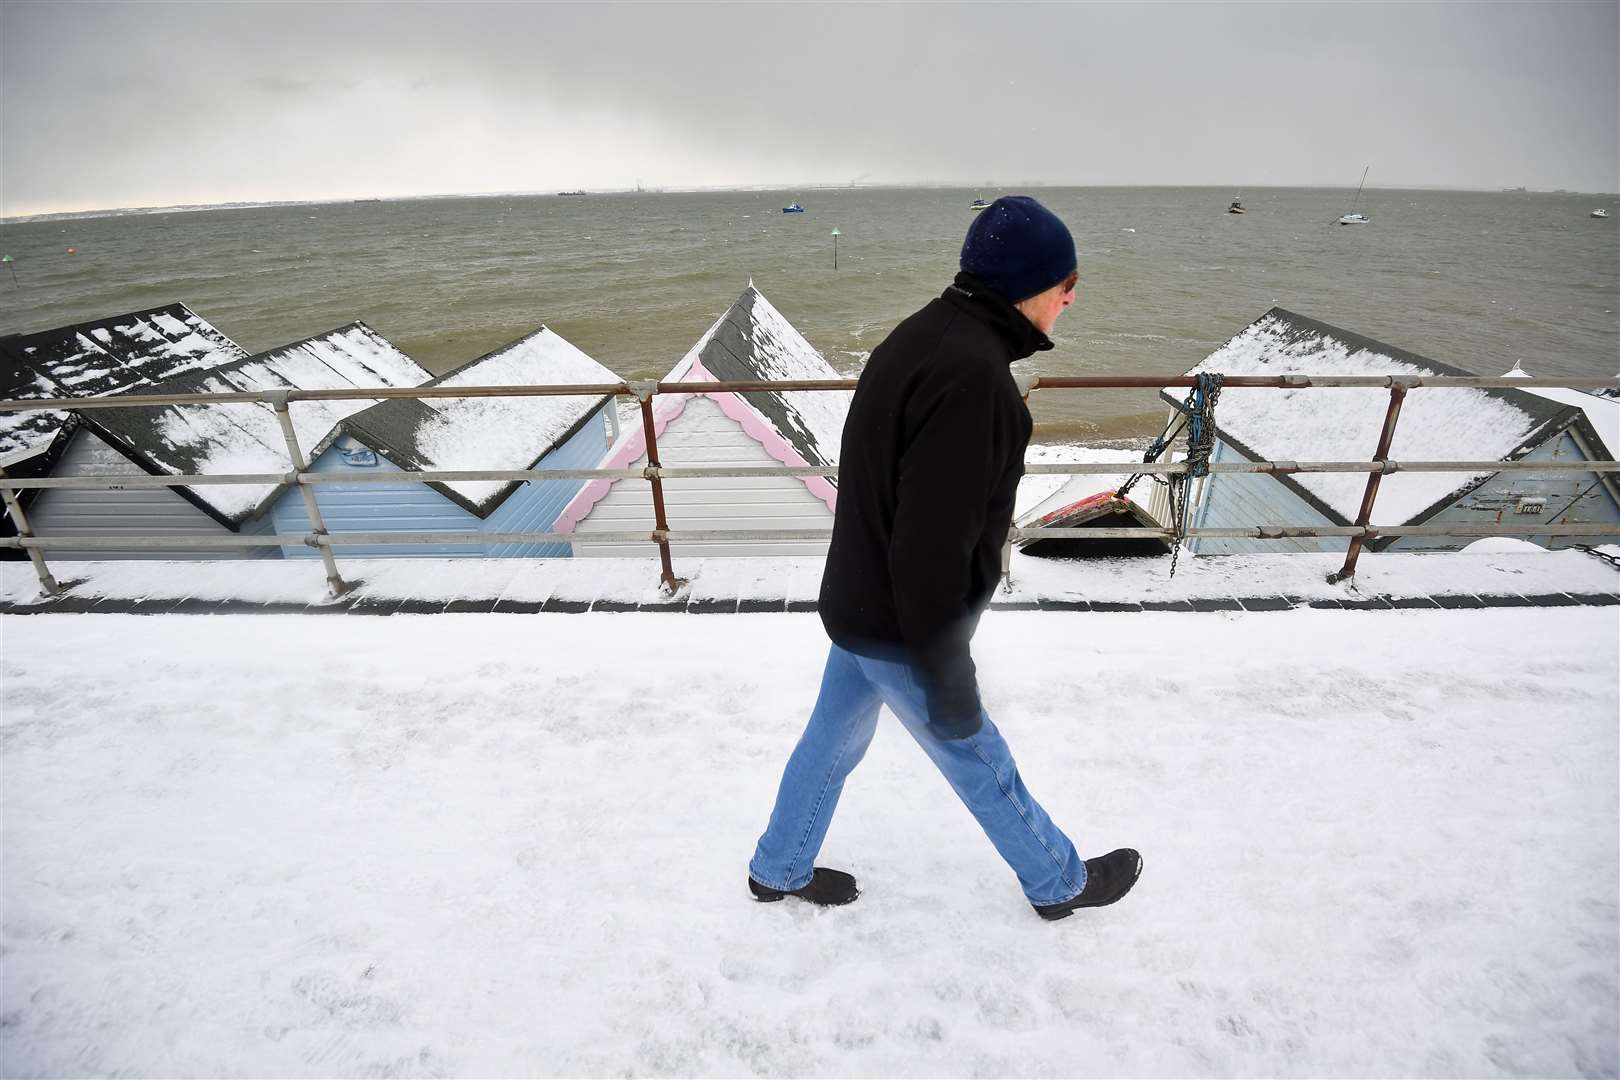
[5,183,1614,227]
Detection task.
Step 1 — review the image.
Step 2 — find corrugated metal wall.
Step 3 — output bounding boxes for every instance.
[1189,439,1346,556]
[571,395,833,558]
[1390,430,1620,551]
[1189,428,1620,555]
[26,429,280,560]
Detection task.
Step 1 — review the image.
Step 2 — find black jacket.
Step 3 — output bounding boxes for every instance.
[819,272,1048,738]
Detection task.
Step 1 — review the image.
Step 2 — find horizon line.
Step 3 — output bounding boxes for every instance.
[4,180,1615,225]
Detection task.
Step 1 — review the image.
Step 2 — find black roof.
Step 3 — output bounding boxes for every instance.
[339,327,618,518]
[79,323,429,528]
[0,302,247,457]
[689,285,845,475]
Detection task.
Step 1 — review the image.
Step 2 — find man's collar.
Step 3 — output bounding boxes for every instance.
[942,272,1054,362]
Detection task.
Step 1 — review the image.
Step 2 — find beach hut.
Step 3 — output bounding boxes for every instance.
[1,303,251,554]
[26,323,432,559]
[558,285,849,557]
[1015,489,1171,559]
[1160,308,1620,554]
[268,326,622,558]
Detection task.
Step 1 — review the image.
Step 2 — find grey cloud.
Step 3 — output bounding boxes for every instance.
[250,75,320,96]
[2,0,1615,216]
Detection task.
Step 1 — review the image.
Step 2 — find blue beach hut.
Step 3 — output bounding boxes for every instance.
[269,326,622,558]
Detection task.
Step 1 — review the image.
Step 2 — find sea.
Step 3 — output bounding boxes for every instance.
[1,186,1615,442]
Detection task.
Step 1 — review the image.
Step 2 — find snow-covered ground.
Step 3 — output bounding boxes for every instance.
[3,607,1616,1077]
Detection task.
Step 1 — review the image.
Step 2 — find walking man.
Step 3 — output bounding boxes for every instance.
[747,195,1142,920]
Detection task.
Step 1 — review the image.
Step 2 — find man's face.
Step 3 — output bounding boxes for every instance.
[1016,270,1079,335]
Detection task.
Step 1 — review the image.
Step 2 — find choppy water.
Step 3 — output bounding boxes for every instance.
[1,186,1615,440]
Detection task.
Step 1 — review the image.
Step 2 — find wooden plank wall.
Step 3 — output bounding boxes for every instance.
[571,396,833,558]
[27,429,279,560]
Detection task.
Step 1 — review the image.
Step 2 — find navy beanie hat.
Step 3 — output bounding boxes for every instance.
[959,195,1077,302]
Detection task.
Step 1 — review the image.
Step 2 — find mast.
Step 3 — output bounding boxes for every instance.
[1349,165,1369,211]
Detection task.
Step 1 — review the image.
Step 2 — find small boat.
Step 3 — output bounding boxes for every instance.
[970,197,991,211]
[1593,209,1610,219]
[1338,166,1371,225]
[1227,198,1245,215]
[782,203,805,214]
[557,190,587,197]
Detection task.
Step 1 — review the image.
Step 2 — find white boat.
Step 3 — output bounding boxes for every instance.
[1227,198,1246,215]
[1593,209,1610,219]
[1338,166,1371,225]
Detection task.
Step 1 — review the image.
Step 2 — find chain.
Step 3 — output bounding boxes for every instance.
[1115,414,1187,501]
[1573,544,1620,570]
[1165,471,1187,577]
[1162,373,1223,576]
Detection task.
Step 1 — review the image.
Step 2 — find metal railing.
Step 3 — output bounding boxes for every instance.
[2,373,1617,599]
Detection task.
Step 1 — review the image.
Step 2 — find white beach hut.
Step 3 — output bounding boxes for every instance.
[558,285,849,557]
[29,323,432,559]
[2,303,253,554]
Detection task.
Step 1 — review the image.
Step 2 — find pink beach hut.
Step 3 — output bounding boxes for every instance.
[558,285,850,557]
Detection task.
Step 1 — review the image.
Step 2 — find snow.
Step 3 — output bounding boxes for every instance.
[149,401,351,519]
[278,324,431,390]
[151,399,288,517]
[5,544,1616,612]
[744,289,851,467]
[412,329,619,507]
[1503,363,1620,459]
[137,328,432,519]
[0,305,249,458]
[0,371,67,457]
[147,311,195,338]
[2,607,1615,1077]
[1187,314,1546,524]
[1017,444,1145,519]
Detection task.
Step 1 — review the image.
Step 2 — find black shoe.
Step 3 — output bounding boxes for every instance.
[1033,848,1142,920]
[748,867,860,906]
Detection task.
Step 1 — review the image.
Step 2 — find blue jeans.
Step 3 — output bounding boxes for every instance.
[749,643,1086,906]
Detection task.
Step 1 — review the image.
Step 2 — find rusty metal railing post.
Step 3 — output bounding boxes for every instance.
[1328,382,1409,584]
[268,392,350,596]
[631,382,683,594]
[0,465,62,596]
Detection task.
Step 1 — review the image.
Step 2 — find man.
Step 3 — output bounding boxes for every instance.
[747,195,1142,921]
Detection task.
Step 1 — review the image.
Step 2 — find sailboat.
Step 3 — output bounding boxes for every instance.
[1338,167,1371,225]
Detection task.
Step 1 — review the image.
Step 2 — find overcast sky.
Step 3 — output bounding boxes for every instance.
[2,1,1616,216]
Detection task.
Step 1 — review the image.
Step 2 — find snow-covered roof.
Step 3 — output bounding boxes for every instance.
[0,302,247,457]
[554,286,848,533]
[684,285,849,472]
[82,323,432,525]
[1175,309,1574,525]
[1502,362,1619,460]
[342,327,620,516]
[0,357,65,461]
